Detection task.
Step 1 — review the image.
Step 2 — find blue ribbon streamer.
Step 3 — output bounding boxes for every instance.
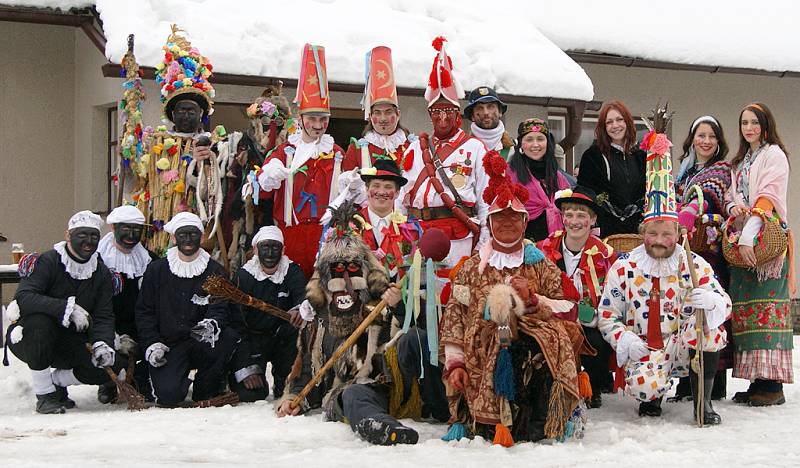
[403,263,414,333]
[296,191,318,218]
[425,258,439,367]
[360,50,371,109]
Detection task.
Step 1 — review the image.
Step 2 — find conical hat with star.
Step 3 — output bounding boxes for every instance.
[362,46,399,120]
[294,44,330,115]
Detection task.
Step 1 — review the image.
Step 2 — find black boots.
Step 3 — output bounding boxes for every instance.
[638,398,663,417]
[54,386,76,409]
[36,391,66,414]
[748,379,786,407]
[690,351,721,425]
[97,381,118,404]
[355,417,419,445]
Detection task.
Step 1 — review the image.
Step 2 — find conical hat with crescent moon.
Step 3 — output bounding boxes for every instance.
[362,46,399,120]
[294,44,330,115]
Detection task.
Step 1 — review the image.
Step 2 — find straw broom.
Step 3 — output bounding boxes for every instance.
[85,344,147,411]
[202,275,293,322]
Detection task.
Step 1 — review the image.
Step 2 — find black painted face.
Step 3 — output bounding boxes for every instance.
[172,100,203,133]
[257,240,283,269]
[113,223,144,251]
[69,227,101,261]
[174,226,202,257]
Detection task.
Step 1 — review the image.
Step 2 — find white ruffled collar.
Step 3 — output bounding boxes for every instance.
[363,129,407,153]
[478,241,524,273]
[97,232,151,278]
[54,241,98,280]
[242,254,291,283]
[287,131,335,172]
[628,243,685,278]
[166,246,210,278]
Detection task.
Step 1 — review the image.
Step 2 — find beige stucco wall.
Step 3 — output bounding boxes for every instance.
[579,62,800,296]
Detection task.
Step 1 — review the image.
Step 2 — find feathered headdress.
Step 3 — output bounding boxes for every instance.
[424,36,463,108]
[483,151,529,215]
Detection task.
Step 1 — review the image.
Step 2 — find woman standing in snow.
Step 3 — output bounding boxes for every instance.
[507,118,572,242]
[726,102,794,406]
[577,100,646,238]
[671,115,732,402]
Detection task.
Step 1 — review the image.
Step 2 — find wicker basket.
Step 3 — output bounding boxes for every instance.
[604,233,643,253]
[722,209,788,268]
[685,185,723,256]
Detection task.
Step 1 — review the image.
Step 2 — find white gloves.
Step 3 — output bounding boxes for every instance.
[298,299,316,322]
[616,331,650,367]
[257,159,291,192]
[686,288,727,330]
[91,342,116,368]
[146,342,170,368]
[320,170,367,226]
[190,319,221,347]
[63,297,90,332]
[114,333,138,356]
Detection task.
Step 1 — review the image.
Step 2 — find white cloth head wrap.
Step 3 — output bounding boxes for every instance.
[106,205,145,225]
[251,226,284,247]
[164,212,203,234]
[68,210,103,231]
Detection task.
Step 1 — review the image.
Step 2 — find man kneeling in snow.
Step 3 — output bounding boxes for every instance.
[135,213,238,407]
[7,211,119,414]
[276,203,420,446]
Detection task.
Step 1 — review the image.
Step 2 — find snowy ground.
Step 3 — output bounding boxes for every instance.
[2,339,800,468]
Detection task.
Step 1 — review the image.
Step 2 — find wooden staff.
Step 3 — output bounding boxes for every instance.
[202,275,292,322]
[290,299,390,410]
[84,344,147,411]
[681,226,705,427]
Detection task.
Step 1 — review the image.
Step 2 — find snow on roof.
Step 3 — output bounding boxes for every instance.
[0,0,92,9]
[92,0,595,101]
[528,0,800,74]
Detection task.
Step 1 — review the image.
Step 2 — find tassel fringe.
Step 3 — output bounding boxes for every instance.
[493,347,515,401]
[441,422,468,442]
[492,423,514,447]
[578,371,592,399]
[544,381,570,440]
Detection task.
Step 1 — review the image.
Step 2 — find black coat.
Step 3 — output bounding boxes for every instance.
[233,262,306,334]
[135,257,232,349]
[106,250,159,339]
[578,142,646,237]
[14,249,115,346]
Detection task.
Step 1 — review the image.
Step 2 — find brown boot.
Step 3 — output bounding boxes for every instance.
[748,390,785,406]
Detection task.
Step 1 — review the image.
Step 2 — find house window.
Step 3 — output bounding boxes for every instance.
[107,106,119,213]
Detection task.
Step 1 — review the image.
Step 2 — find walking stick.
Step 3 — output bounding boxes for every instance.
[85,344,147,411]
[681,224,705,428]
[290,299,390,410]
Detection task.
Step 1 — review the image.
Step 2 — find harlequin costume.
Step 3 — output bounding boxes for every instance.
[256,44,358,278]
[345,46,414,171]
[440,151,591,445]
[537,186,617,406]
[128,25,224,256]
[398,37,490,267]
[597,112,731,423]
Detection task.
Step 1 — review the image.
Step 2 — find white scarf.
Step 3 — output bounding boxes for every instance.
[241,254,291,284]
[287,130,334,173]
[166,246,210,278]
[54,241,98,280]
[363,129,407,153]
[470,121,505,150]
[97,232,151,278]
[628,243,685,278]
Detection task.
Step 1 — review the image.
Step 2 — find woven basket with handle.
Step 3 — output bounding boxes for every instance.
[603,233,643,253]
[722,208,788,268]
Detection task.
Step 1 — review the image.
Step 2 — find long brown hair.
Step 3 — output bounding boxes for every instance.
[680,115,728,164]
[595,100,638,156]
[732,102,789,167]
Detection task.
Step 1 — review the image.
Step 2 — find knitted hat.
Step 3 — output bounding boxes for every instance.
[156,24,215,123]
[641,103,678,223]
[424,37,464,108]
[362,46,399,120]
[68,210,103,231]
[483,150,528,216]
[294,44,330,115]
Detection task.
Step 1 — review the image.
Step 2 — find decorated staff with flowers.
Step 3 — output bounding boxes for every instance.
[537,186,617,408]
[724,102,795,407]
[126,24,225,257]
